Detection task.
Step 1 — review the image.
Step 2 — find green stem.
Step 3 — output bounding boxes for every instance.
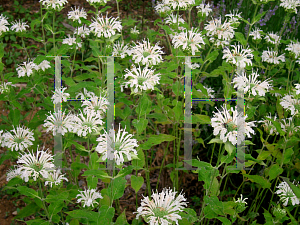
[21,36,30,59]
[195,43,214,84]
[52,12,56,55]
[246,4,259,44]
[38,180,51,223]
[286,60,295,91]
[40,4,47,54]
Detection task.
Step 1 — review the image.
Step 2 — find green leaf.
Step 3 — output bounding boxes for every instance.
[87,176,98,189]
[172,80,183,97]
[282,148,294,164]
[253,11,267,24]
[224,141,235,155]
[98,206,115,225]
[66,210,101,223]
[267,164,283,181]
[132,118,148,135]
[45,189,69,203]
[131,175,144,193]
[82,170,111,180]
[235,32,247,46]
[132,149,145,169]
[114,166,134,179]
[135,94,152,116]
[115,210,129,225]
[204,196,225,216]
[243,174,271,189]
[30,19,41,31]
[147,113,168,123]
[206,50,219,63]
[44,24,53,33]
[25,219,50,225]
[69,219,80,225]
[108,177,126,200]
[48,201,64,221]
[89,152,99,170]
[71,162,89,171]
[17,186,41,199]
[266,117,285,136]
[139,134,176,150]
[14,202,41,219]
[0,42,4,58]
[216,217,232,225]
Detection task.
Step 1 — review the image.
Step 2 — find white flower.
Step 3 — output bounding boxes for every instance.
[235,194,248,204]
[112,41,132,58]
[130,39,164,66]
[258,113,279,135]
[172,27,205,56]
[51,86,70,104]
[37,60,51,71]
[0,82,16,94]
[130,26,140,35]
[285,40,300,58]
[265,32,281,45]
[67,7,87,24]
[10,20,29,33]
[121,65,161,94]
[0,14,10,36]
[280,94,300,115]
[295,83,300,95]
[16,61,38,78]
[154,2,172,15]
[73,112,104,137]
[96,123,138,165]
[225,9,242,24]
[261,48,285,64]
[222,43,253,69]
[163,0,195,10]
[275,181,300,206]
[197,85,215,98]
[184,62,200,69]
[280,0,300,14]
[45,169,68,188]
[43,110,77,136]
[76,88,96,99]
[249,27,263,40]
[232,69,272,97]
[204,18,235,46]
[6,165,21,182]
[81,94,109,118]
[89,13,122,39]
[196,1,212,16]
[211,104,256,145]
[2,126,35,151]
[86,0,110,5]
[62,34,82,49]
[76,188,103,208]
[165,13,185,25]
[17,146,56,182]
[39,0,68,11]
[74,25,90,38]
[134,187,188,225]
[280,117,300,136]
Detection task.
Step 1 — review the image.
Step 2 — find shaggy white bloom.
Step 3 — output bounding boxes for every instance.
[86,0,110,5]
[232,69,272,97]
[131,39,164,66]
[112,41,132,58]
[225,9,242,24]
[6,166,22,181]
[222,43,253,69]
[249,27,263,40]
[37,60,51,71]
[204,18,235,46]
[16,61,38,78]
[43,110,77,136]
[172,27,205,56]
[2,126,35,152]
[280,94,300,115]
[265,32,281,45]
[89,13,122,39]
[74,25,90,38]
[67,7,87,24]
[234,194,248,204]
[280,0,300,14]
[261,48,285,64]
[45,169,68,188]
[163,0,195,10]
[0,14,10,36]
[197,85,215,98]
[134,187,188,225]
[51,87,70,104]
[96,123,139,165]
[285,40,300,58]
[39,0,68,11]
[165,13,185,25]
[10,20,29,33]
[73,112,104,137]
[76,88,96,99]
[62,34,82,49]
[211,104,256,145]
[17,146,56,182]
[0,82,16,94]
[196,1,212,16]
[275,181,300,206]
[121,65,161,94]
[280,117,300,136]
[130,26,140,35]
[295,83,300,95]
[76,188,103,208]
[154,2,172,16]
[81,94,109,118]
[258,113,279,135]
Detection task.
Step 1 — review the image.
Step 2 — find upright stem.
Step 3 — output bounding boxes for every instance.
[38,180,51,223]
[246,4,259,43]
[40,4,47,54]
[52,12,56,55]
[21,36,30,59]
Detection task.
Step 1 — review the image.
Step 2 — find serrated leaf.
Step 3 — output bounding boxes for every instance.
[108,177,126,200]
[267,164,283,181]
[17,186,41,199]
[139,134,176,150]
[243,174,271,189]
[235,32,247,46]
